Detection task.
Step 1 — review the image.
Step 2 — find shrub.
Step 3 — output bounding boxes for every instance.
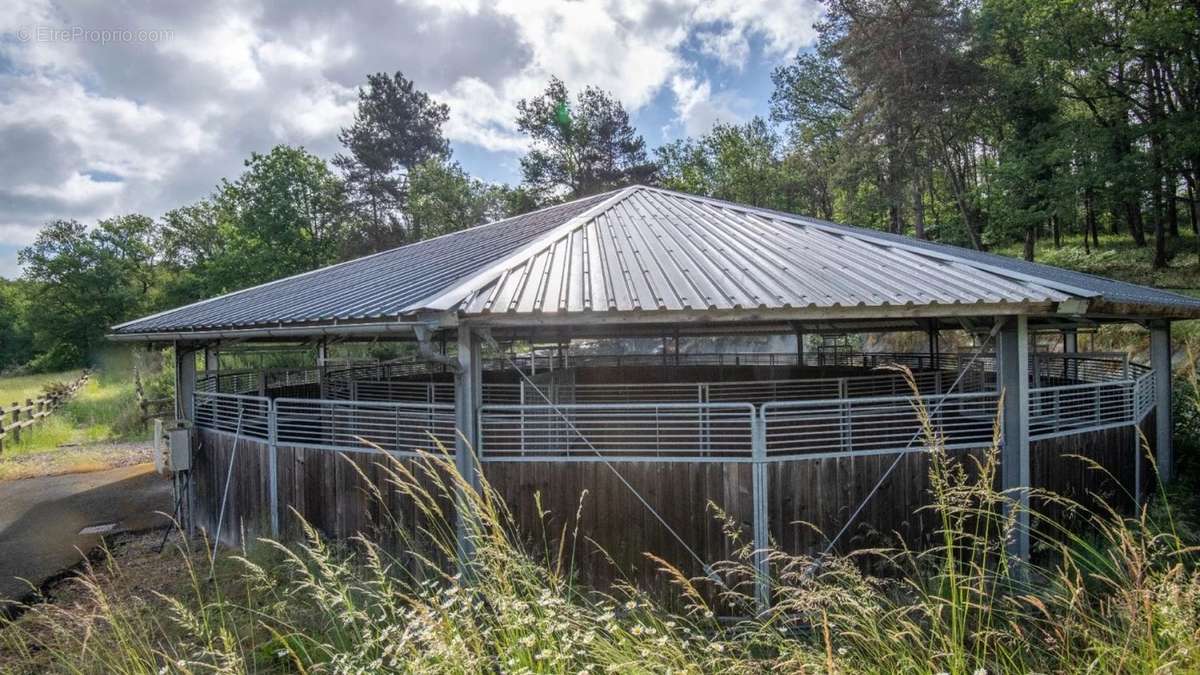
[25,343,83,374]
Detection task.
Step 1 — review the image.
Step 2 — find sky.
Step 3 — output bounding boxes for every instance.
[0,0,823,279]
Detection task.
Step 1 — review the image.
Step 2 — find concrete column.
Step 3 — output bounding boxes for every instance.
[1150,320,1173,483]
[997,316,1030,563]
[175,343,196,422]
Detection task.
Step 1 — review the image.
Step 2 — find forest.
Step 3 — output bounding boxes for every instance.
[2,0,1197,372]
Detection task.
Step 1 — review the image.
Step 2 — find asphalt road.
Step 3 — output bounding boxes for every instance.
[0,464,172,605]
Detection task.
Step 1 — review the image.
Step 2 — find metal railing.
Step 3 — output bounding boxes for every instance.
[348,380,454,404]
[1028,381,1138,440]
[480,368,971,408]
[478,402,756,462]
[274,397,455,456]
[192,351,1154,463]
[760,391,1000,460]
[194,392,270,439]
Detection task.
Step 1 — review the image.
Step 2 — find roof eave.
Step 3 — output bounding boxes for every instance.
[457,300,1061,329]
[106,310,458,343]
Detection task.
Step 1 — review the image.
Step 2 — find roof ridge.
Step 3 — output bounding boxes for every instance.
[112,187,626,331]
[416,185,643,312]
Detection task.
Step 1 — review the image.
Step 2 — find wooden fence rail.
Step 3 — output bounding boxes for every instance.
[0,370,90,455]
[133,366,173,427]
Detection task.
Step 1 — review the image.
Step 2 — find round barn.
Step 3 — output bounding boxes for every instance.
[111,185,1200,602]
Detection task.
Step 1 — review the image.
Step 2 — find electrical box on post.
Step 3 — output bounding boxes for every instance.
[166,420,192,472]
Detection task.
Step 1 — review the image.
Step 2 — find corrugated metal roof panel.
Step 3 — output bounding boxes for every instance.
[112,191,615,334]
[114,185,1200,336]
[461,188,1078,315]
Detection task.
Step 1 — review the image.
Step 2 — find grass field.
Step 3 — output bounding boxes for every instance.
[0,370,84,410]
[0,367,148,477]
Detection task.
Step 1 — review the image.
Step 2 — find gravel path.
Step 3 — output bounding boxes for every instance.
[0,441,153,480]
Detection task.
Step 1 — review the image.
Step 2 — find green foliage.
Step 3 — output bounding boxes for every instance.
[335,71,450,253]
[516,76,657,202]
[25,343,83,374]
[657,118,789,209]
[406,158,508,239]
[17,216,158,366]
[209,146,351,294]
[0,280,34,370]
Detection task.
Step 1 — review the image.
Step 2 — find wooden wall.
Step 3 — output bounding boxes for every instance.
[193,419,1145,598]
[192,429,272,544]
[767,448,983,558]
[482,461,751,601]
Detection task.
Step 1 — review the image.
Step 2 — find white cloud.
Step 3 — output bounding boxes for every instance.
[0,0,822,278]
[691,0,823,65]
[669,74,752,135]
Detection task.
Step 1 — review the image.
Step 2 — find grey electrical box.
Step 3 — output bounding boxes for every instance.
[166,420,192,472]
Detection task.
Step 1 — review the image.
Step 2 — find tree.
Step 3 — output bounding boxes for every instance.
[209,145,351,293]
[774,0,986,243]
[516,77,656,202]
[407,158,508,239]
[157,200,223,307]
[18,216,157,364]
[335,72,450,252]
[657,118,787,208]
[0,280,34,370]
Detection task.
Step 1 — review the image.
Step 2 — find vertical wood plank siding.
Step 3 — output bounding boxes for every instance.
[194,422,1141,597]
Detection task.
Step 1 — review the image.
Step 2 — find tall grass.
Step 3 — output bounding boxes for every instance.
[2,370,1198,673]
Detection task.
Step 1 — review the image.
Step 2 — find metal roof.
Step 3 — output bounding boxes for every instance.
[460,187,1073,315]
[111,191,615,335]
[113,185,1200,338]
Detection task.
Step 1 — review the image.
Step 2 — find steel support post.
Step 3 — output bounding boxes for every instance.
[268,400,279,537]
[1150,320,1173,483]
[927,322,939,371]
[1063,327,1078,382]
[316,340,328,399]
[751,411,770,611]
[455,327,483,561]
[174,343,197,535]
[997,317,1031,565]
[203,345,219,375]
[175,343,196,422]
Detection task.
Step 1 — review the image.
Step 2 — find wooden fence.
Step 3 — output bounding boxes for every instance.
[134,367,173,427]
[0,370,90,454]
